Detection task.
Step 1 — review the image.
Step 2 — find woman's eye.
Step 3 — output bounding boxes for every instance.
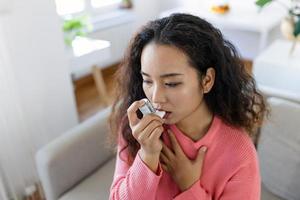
[165,82,182,87]
[143,80,153,84]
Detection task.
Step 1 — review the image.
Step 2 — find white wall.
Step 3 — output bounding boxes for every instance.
[0,0,78,198]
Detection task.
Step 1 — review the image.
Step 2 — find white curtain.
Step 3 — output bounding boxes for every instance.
[0,0,78,198]
[0,164,11,200]
[0,176,9,200]
[0,19,36,199]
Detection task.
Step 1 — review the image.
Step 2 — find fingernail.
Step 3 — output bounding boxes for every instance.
[201,146,207,152]
[140,100,145,106]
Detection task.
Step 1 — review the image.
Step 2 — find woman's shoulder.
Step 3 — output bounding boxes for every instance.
[217,116,252,140]
[216,117,257,161]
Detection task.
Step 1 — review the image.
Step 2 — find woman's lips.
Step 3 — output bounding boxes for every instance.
[163,111,171,119]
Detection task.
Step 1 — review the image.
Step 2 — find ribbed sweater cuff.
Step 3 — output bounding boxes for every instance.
[118,150,162,199]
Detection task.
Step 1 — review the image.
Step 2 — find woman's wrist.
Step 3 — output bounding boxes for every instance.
[138,149,160,173]
[178,178,198,192]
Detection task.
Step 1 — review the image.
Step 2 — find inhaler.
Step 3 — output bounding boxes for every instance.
[138,98,165,118]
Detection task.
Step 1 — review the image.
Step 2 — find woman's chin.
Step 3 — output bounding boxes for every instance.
[163,116,178,125]
[162,118,172,125]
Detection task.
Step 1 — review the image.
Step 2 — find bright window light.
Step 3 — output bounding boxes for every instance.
[91,0,122,8]
[55,0,85,15]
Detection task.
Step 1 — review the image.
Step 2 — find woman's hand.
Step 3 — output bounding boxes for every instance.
[127,100,165,172]
[160,129,207,191]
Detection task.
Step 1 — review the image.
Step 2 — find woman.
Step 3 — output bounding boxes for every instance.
[109,13,266,200]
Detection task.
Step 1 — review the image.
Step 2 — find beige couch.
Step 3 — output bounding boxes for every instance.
[257,86,300,200]
[36,107,116,200]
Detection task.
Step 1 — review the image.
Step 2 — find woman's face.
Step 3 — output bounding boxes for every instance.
[140,43,205,125]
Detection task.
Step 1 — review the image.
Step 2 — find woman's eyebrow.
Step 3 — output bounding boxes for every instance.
[141,71,183,78]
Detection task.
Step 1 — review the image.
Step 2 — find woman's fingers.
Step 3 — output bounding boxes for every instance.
[161,163,169,172]
[195,146,207,166]
[167,129,184,156]
[127,100,166,155]
[148,125,164,142]
[128,100,164,131]
[162,142,174,160]
[133,114,164,135]
[138,120,162,143]
[160,152,169,163]
[127,100,145,127]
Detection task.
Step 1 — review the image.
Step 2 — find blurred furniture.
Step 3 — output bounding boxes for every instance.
[253,39,300,199]
[0,0,12,14]
[36,107,116,200]
[69,36,111,106]
[0,167,9,200]
[257,93,300,200]
[253,39,300,97]
[261,183,285,200]
[160,0,285,59]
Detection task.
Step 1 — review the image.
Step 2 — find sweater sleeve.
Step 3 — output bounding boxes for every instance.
[219,162,261,200]
[173,162,260,200]
[109,144,163,200]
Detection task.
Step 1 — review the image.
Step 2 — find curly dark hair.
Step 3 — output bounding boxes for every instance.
[109,13,267,164]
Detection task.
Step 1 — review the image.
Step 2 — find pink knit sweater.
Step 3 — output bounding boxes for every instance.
[109,115,261,199]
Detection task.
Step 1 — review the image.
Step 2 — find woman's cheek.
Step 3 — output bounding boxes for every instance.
[142,85,151,98]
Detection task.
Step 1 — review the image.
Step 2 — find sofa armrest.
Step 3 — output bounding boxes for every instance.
[258,84,300,104]
[36,107,114,200]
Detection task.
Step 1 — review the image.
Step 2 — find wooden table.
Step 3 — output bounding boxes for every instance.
[253,39,300,100]
[159,0,286,59]
[69,36,111,106]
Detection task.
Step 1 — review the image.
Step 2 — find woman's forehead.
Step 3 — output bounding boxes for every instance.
[141,43,192,75]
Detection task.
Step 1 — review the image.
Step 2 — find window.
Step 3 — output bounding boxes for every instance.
[55,0,85,16]
[54,0,123,16]
[91,0,121,8]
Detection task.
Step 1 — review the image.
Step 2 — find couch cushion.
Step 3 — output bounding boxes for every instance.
[59,157,116,200]
[258,97,300,200]
[36,107,114,200]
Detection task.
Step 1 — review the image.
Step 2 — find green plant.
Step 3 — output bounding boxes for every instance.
[256,0,300,37]
[63,15,93,46]
[120,0,133,9]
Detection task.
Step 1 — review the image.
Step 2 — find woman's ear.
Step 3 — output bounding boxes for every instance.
[202,67,215,94]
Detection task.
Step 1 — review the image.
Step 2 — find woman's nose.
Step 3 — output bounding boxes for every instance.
[151,85,166,104]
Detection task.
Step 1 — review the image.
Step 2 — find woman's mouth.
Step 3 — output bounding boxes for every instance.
[163,111,172,119]
[155,109,172,119]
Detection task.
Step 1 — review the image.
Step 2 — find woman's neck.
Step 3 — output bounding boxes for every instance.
[176,101,213,142]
